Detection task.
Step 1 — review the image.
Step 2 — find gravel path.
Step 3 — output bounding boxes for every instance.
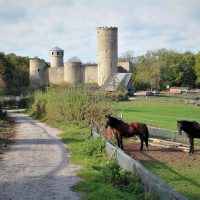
[0,112,82,200]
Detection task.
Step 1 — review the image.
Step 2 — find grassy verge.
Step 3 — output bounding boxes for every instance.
[56,124,155,200]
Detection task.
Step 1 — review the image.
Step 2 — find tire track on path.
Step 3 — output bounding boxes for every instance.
[0,112,82,200]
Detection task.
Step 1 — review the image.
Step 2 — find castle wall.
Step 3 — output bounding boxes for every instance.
[81,65,98,83]
[118,61,133,73]
[48,67,64,85]
[64,62,81,85]
[29,58,46,88]
[43,67,49,85]
[97,27,118,86]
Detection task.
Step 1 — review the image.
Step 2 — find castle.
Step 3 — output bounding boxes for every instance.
[29,27,133,91]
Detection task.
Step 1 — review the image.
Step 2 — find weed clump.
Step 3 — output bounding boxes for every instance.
[101,162,143,193]
[83,138,106,156]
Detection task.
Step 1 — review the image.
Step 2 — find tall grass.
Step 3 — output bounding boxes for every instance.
[28,85,114,128]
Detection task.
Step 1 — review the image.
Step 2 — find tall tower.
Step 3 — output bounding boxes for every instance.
[29,58,46,88]
[49,46,64,68]
[97,27,118,86]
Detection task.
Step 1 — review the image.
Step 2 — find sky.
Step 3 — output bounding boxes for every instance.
[0,0,200,63]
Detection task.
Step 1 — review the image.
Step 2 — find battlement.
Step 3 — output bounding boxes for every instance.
[97,27,118,30]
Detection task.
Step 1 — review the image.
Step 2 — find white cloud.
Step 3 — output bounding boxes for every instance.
[0,0,200,62]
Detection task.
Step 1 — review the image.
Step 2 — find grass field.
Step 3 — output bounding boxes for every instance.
[115,98,200,130]
[115,98,200,200]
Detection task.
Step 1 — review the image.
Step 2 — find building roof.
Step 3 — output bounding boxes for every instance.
[50,46,63,51]
[102,73,132,91]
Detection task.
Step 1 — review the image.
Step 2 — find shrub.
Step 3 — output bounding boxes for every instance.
[101,162,144,194]
[18,96,30,108]
[104,90,128,101]
[28,85,114,128]
[83,137,106,156]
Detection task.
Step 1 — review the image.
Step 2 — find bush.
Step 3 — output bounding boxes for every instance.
[18,96,30,108]
[101,162,144,194]
[83,137,106,156]
[28,85,114,127]
[104,90,128,101]
[0,109,7,119]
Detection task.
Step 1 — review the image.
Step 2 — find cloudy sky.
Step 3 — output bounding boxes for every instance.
[0,0,200,62]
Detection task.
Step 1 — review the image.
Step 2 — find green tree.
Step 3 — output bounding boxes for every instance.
[4,53,29,95]
[134,49,196,90]
[0,52,6,95]
[194,53,200,86]
[134,51,164,89]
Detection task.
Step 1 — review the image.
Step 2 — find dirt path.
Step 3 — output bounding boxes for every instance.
[124,140,200,167]
[0,112,82,200]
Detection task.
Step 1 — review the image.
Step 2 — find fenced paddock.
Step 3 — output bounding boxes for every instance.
[147,126,188,144]
[92,129,188,200]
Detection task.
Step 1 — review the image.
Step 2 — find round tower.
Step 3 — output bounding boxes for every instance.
[97,27,118,86]
[29,58,45,87]
[49,46,64,68]
[64,62,81,85]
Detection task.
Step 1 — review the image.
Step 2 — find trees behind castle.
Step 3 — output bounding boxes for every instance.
[120,49,200,90]
[0,52,29,95]
[0,49,200,96]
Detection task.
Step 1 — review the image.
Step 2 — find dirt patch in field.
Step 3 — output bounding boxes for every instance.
[124,140,200,167]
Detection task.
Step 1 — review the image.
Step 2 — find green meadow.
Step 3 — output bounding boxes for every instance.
[115,98,200,130]
[115,98,200,200]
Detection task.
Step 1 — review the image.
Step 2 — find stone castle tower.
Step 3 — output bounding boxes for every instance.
[29,58,48,88]
[49,47,64,68]
[29,27,133,90]
[97,27,118,86]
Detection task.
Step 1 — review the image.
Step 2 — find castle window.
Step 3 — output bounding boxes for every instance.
[57,52,59,55]
[52,52,54,55]
[62,52,63,55]
[38,69,40,72]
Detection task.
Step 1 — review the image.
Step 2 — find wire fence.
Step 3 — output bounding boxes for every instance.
[147,126,188,144]
[92,128,188,200]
